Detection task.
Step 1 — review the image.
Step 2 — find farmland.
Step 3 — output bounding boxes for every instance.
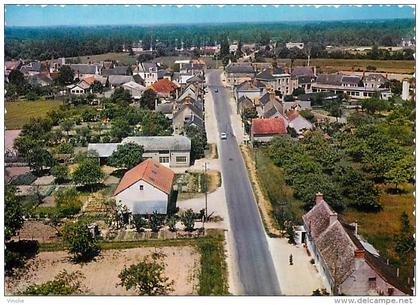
[5,100,65,129]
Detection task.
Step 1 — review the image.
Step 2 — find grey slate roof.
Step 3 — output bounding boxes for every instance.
[236,80,261,92]
[122,136,191,151]
[20,62,43,73]
[342,76,361,85]
[108,75,135,86]
[70,64,98,75]
[316,74,343,86]
[225,63,255,74]
[156,102,174,114]
[291,66,315,78]
[102,66,131,76]
[256,69,276,81]
[88,136,191,157]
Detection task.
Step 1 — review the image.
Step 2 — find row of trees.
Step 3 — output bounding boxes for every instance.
[5,19,414,60]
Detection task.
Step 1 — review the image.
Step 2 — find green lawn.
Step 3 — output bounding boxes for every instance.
[255,148,305,222]
[5,100,64,129]
[67,52,137,65]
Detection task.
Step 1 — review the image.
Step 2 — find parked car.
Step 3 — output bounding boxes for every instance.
[220,132,227,140]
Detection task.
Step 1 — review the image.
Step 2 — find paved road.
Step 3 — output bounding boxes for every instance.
[206,69,281,295]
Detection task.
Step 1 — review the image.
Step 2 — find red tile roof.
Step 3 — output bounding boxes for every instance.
[82,76,96,85]
[251,118,287,135]
[151,79,178,95]
[113,159,175,196]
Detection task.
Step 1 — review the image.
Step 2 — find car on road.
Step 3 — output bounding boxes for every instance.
[214,88,218,93]
[220,132,227,140]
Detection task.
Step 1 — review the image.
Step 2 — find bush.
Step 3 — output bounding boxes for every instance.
[181,209,195,232]
[54,188,83,217]
[133,215,148,232]
[62,220,100,262]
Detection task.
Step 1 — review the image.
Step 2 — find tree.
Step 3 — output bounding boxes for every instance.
[90,81,103,94]
[19,270,87,296]
[62,221,100,262]
[5,185,24,241]
[60,119,74,137]
[109,143,144,169]
[133,215,148,233]
[186,126,207,162]
[139,88,157,110]
[118,252,174,295]
[167,216,177,232]
[292,87,305,96]
[72,157,104,190]
[56,65,74,86]
[110,118,132,141]
[394,212,415,259]
[51,164,69,183]
[181,209,195,232]
[14,135,55,174]
[54,187,83,217]
[385,155,414,190]
[150,211,163,233]
[141,111,172,136]
[361,98,388,115]
[242,107,258,134]
[111,87,132,105]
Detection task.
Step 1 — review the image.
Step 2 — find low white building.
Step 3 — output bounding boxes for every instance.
[113,159,175,215]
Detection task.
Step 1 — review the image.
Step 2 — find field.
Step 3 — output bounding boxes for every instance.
[344,183,415,280]
[271,58,415,74]
[6,246,200,295]
[5,100,64,129]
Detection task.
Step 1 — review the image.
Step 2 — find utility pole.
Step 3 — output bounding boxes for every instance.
[204,162,208,221]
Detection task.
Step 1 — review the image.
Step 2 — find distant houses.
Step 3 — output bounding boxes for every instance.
[301,193,412,296]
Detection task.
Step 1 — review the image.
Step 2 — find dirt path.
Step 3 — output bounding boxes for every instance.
[6,246,200,296]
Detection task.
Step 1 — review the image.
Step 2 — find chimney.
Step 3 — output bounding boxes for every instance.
[354,249,365,259]
[396,268,400,278]
[329,212,338,226]
[315,192,323,205]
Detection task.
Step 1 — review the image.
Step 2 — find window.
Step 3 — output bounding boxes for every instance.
[368,277,376,289]
[159,156,169,163]
[176,156,187,163]
[387,288,394,296]
[139,185,144,191]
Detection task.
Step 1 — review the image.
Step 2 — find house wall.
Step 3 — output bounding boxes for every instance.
[340,260,406,296]
[142,151,190,167]
[115,179,169,214]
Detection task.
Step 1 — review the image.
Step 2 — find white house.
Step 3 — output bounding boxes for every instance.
[113,159,175,215]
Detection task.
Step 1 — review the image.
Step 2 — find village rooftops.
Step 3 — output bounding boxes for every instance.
[113,158,175,196]
[69,64,100,75]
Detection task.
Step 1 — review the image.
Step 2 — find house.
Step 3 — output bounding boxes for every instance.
[235,80,265,102]
[107,75,136,88]
[150,79,179,98]
[88,135,191,167]
[286,42,304,49]
[286,108,314,135]
[67,80,91,95]
[20,62,45,76]
[48,57,66,73]
[173,102,204,135]
[291,66,317,93]
[113,159,175,215]
[70,64,101,79]
[302,193,412,296]
[5,60,22,79]
[256,67,296,97]
[312,73,391,100]
[135,62,160,87]
[28,73,53,87]
[362,73,387,90]
[225,63,255,85]
[237,96,254,116]
[156,102,175,120]
[122,81,146,99]
[81,75,107,86]
[250,118,287,143]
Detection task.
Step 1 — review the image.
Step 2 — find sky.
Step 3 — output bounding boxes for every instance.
[5,4,415,27]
